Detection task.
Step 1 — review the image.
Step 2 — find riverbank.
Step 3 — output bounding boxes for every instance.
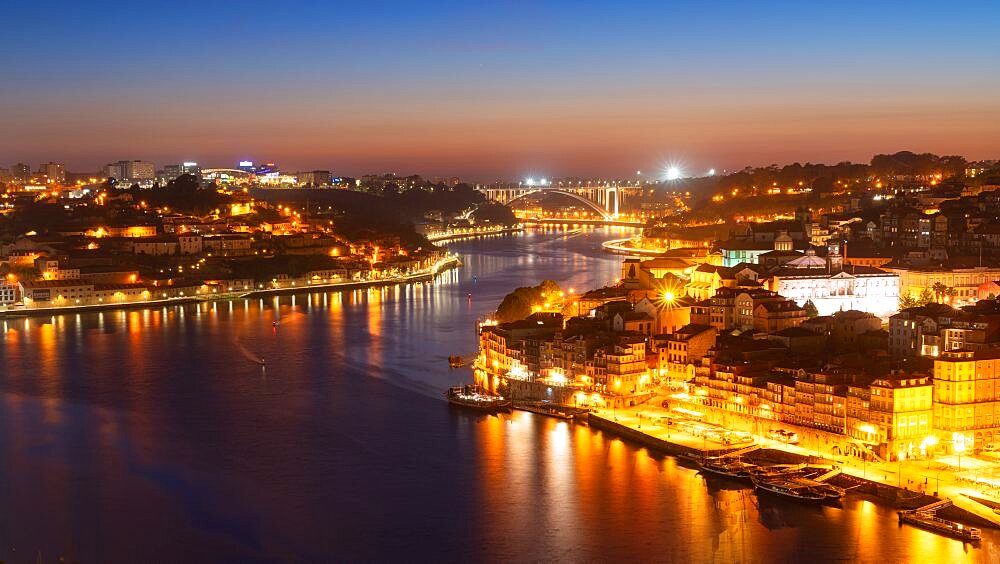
[601,237,670,256]
[426,225,523,243]
[584,399,1000,531]
[523,218,643,228]
[0,255,462,319]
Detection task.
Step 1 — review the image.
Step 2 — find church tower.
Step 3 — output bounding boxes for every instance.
[827,241,843,272]
[774,230,793,252]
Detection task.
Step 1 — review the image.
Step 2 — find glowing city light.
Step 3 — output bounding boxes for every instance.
[665,167,682,181]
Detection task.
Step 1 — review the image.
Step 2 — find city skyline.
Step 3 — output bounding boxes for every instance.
[3,1,999,178]
[6,1,1000,556]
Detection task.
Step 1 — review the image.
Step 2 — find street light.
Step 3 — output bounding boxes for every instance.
[954,435,966,471]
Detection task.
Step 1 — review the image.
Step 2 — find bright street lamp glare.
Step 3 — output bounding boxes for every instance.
[708,168,716,176]
[665,167,681,181]
[663,291,674,302]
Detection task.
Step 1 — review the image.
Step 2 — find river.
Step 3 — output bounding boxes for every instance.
[0,226,994,562]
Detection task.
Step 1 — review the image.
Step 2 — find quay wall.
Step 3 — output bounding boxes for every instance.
[587,413,999,529]
[0,256,461,319]
[427,226,522,243]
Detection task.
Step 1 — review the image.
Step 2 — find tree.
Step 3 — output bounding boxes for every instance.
[470,202,517,225]
[932,282,948,303]
[537,280,562,299]
[495,287,537,323]
[944,287,958,305]
[918,287,935,306]
[803,299,819,318]
[494,280,563,323]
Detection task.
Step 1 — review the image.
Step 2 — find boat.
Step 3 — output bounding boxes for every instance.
[448,355,466,368]
[898,510,981,542]
[446,385,510,413]
[751,476,827,503]
[699,459,758,482]
[809,481,846,500]
[747,464,812,480]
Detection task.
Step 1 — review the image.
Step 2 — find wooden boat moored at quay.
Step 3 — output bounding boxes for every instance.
[751,476,827,503]
[698,459,757,482]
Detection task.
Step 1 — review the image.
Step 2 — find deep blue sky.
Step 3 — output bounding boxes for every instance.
[2,1,998,179]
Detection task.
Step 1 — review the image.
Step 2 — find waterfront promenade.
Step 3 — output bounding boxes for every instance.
[0,255,461,319]
[587,391,1000,528]
[425,225,523,243]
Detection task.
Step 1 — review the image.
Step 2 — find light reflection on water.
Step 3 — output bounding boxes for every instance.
[0,226,995,561]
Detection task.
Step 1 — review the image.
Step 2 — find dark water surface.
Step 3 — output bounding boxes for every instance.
[0,227,995,562]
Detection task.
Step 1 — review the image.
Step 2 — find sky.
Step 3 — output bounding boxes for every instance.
[2,0,999,180]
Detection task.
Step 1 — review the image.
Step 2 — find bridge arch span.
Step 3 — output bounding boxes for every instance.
[505,189,613,220]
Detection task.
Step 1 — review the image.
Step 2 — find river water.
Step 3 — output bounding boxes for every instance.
[0,226,995,562]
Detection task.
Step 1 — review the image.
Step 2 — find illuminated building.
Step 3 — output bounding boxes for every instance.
[886,264,1000,307]
[255,162,279,175]
[889,303,958,357]
[588,334,648,394]
[933,350,1000,450]
[653,324,716,382]
[105,160,156,187]
[632,295,691,334]
[34,257,80,280]
[753,300,807,332]
[130,238,179,256]
[889,302,1000,358]
[89,225,157,238]
[19,279,93,303]
[611,311,655,335]
[764,243,899,317]
[38,162,66,184]
[9,162,31,180]
[718,239,774,267]
[256,172,299,187]
[297,170,331,186]
[717,221,808,267]
[846,374,933,459]
[690,287,799,332]
[160,162,200,182]
[0,279,18,304]
[685,264,739,301]
[620,256,694,288]
[178,235,203,255]
[477,313,563,382]
[200,168,255,185]
[202,234,253,256]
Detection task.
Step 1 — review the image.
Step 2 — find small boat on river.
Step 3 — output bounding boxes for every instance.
[751,476,827,503]
[446,385,511,413]
[699,459,757,482]
[448,355,466,368]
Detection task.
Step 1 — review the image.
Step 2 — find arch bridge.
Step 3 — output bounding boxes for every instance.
[478,185,643,220]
